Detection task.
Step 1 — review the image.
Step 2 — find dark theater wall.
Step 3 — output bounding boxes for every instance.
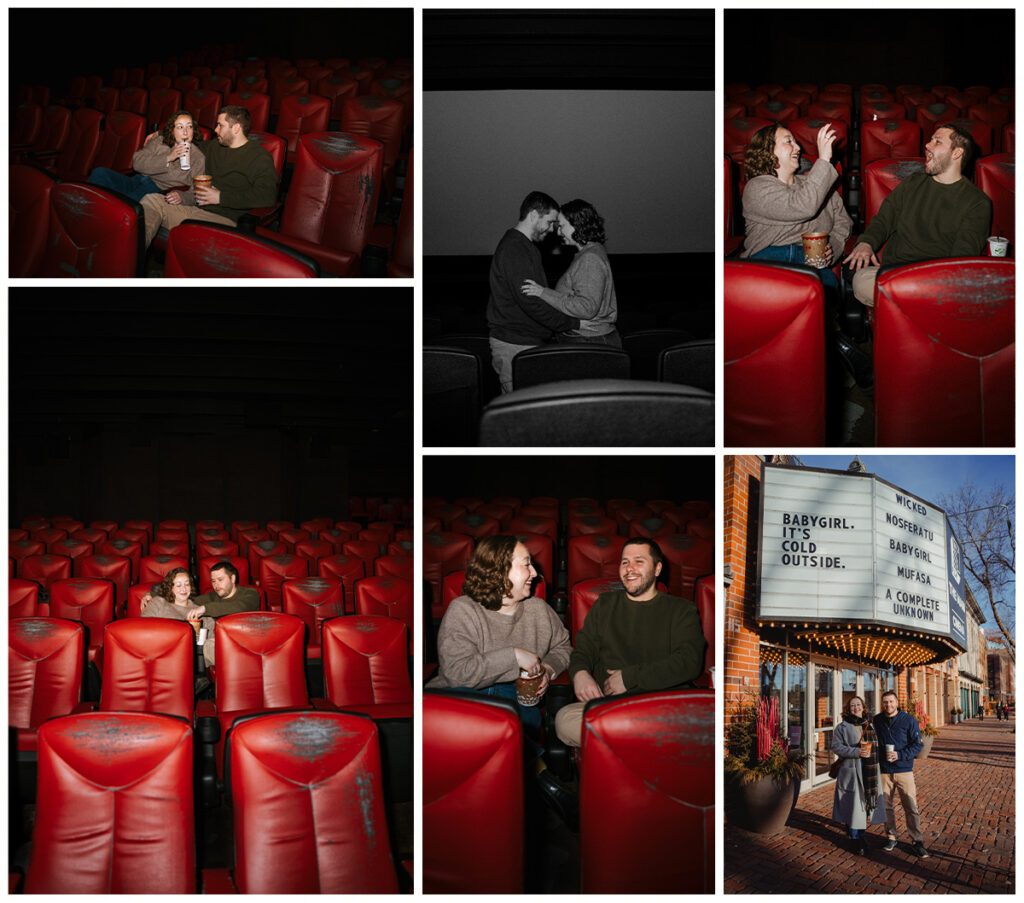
[9,293,412,525]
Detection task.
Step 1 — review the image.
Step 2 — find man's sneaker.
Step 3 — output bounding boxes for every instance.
[913,842,930,859]
[882,838,897,851]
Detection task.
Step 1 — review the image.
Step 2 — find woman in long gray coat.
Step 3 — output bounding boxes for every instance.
[832,696,886,854]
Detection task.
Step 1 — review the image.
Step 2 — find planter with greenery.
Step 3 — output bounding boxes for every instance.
[725,695,807,834]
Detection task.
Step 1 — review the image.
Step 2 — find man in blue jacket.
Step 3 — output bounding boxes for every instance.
[873,690,928,857]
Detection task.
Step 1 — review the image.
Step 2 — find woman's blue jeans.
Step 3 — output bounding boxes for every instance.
[848,827,863,839]
[750,242,839,290]
[449,682,543,758]
[87,168,160,203]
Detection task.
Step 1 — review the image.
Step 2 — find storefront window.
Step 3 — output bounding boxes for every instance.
[863,670,876,714]
[841,668,858,714]
[759,645,783,709]
[787,651,807,750]
[814,664,834,781]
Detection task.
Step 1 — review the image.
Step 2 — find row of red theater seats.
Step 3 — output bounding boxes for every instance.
[424,688,713,893]
[11,613,411,892]
[724,257,1015,447]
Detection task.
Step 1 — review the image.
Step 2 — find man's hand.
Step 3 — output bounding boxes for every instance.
[195,184,220,206]
[165,191,183,206]
[535,663,555,698]
[521,279,545,297]
[514,647,541,676]
[140,592,153,613]
[886,750,898,763]
[572,670,604,703]
[185,605,206,621]
[843,241,879,271]
[144,131,160,145]
[603,669,626,695]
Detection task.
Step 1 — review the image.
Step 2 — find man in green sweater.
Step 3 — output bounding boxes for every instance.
[554,537,706,747]
[844,124,992,305]
[139,105,278,247]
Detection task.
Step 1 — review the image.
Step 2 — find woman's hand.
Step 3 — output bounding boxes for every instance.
[535,663,555,698]
[843,241,879,271]
[816,122,837,163]
[859,745,871,758]
[514,647,541,676]
[521,279,545,297]
[572,670,604,702]
[824,244,834,267]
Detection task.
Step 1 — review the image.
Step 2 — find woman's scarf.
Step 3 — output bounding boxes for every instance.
[843,712,879,813]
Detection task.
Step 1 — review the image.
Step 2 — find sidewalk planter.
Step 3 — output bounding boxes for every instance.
[916,735,935,760]
[727,775,801,834]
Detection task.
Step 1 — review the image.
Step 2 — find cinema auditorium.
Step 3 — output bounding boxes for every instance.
[724,11,1014,446]
[724,456,990,796]
[10,9,412,277]
[422,455,714,893]
[8,297,413,892]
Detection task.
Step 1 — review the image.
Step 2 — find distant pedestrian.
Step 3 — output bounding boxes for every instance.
[832,696,886,855]
[997,705,1002,721]
[873,691,929,858]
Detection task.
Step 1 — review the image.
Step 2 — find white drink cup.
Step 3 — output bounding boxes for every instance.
[180,141,191,170]
[988,235,1008,257]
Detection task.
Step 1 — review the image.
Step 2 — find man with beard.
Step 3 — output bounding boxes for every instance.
[487,191,580,393]
[844,124,991,306]
[873,690,929,858]
[553,537,706,748]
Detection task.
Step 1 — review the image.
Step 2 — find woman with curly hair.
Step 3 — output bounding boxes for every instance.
[88,110,206,203]
[740,121,850,291]
[141,566,216,666]
[520,199,621,346]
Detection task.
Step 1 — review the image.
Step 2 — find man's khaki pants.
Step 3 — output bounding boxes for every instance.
[852,265,880,306]
[140,194,236,247]
[554,702,585,747]
[881,771,924,842]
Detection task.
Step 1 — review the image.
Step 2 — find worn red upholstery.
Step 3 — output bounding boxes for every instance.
[658,533,714,600]
[423,532,474,618]
[11,101,42,148]
[724,116,772,171]
[724,259,825,445]
[25,104,71,158]
[567,534,623,589]
[975,154,1014,250]
[752,99,799,123]
[259,554,310,612]
[20,553,72,588]
[76,554,131,607]
[294,537,333,565]
[247,538,286,585]
[423,692,523,893]
[318,75,360,121]
[318,554,366,612]
[197,537,237,558]
[138,554,189,585]
[388,147,413,278]
[91,113,146,177]
[40,182,144,277]
[269,75,309,115]
[276,527,310,552]
[861,99,905,123]
[695,574,715,682]
[9,618,85,753]
[210,711,398,893]
[875,258,1014,446]
[354,576,413,652]
[51,107,103,181]
[807,99,852,128]
[935,116,993,158]
[146,86,182,129]
[165,221,318,277]
[276,93,331,162]
[118,85,148,115]
[184,88,222,129]
[570,578,625,643]
[860,119,922,166]
[48,577,115,667]
[98,537,143,580]
[341,96,403,192]
[25,712,195,893]
[322,616,412,716]
[99,619,194,720]
[580,690,714,893]
[10,540,44,574]
[226,90,270,132]
[450,511,500,541]
[9,579,40,618]
[10,163,57,276]
[969,103,1011,152]
[281,576,344,657]
[258,132,383,276]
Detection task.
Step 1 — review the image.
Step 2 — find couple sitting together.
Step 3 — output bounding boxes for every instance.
[87,105,277,249]
[487,191,621,394]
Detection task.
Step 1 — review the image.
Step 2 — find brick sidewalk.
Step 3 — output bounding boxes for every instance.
[725,717,1015,894]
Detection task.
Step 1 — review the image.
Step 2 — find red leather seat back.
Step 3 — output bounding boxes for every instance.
[9,163,55,277]
[723,116,772,166]
[164,221,317,277]
[198,555,249,592]
[12,101,42,145]
[935,116,993,158]
[807,100,852,127]
[370,77,413,132]
[77,554,131,604]
[184,88,222,129]
[724,259,826,445]
[197,538,239,559]
[100,619,193,720]
[247,539,286,585]
[146,86,182,129]
[342,539,381,571]
[424,502,466,530]
[152,538,190,556]
[318,75,360,121]
[567,513,616,539]
[969,103,1011,151]
[247,130,286,181]
[567,534,623,588]
[570,578,624,644]
[9,579,40,618]
[423,532,474,616]
[630,515,676,540]
[279,132,383,255]
[138,554,189,586]
[56,107,103,181]
[227,711,398,893]
[695,575,715,673]
[687,517,714,541]
[322,615,412,707]
[204,74,233,96]
[317,554,366,612]
[660,534,714,600]
[511,532,554,587]
[9,618,84,735]
[901,90,937,122]
[282,576,344,650]
[752,99,799,123]
[259,554,310,611]
[294,538,332,565]
[270,76,309,115]
[10,539,45,571]
[860,118,922,166]
[49,577,114,648]
[423,692,524,893]
[98,537,143,579]
[875,258,1014,446]
[21,553,72,588]
[266,520,294,539]
[976,154,1014,249]
[32,105,71,155]
[451,512,500,541]
[113,525,149,553]
[226,90,270,132]
[41,183,142,278]
[354,576,413,641]
[277,527,311,552]
[214,612,308,712]
[508,514,558,544]
[580,690,714,893]
[441,570,466,614]
[277,94,331,155]
[119,85,148,115]
[25,712,195,893]
[860,99,905,123]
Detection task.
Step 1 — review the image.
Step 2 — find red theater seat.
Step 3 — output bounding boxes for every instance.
[860,119,922,166]
[318,75,360,122]
[226,90,270,132]
[355,576,414,651]
[248,539,286,585]
[92,110,147,174]
[660,534,714,600]
[76,554,131,606]
[568,534,623,588]
[98,537,143,580]
[49,107,103,181]
[322,616,412,716]
[20,553,72,588]
[724,259,825,445]
[969,103,1012,152]
[198,555,249,592]
[9,163,56,276]
[318,554,366,612]
[423,692,523,893]
[269,76,309,115]
[164,221,319,277]
[753,99,799,123]
[9,618,85,754]
[276,93,331,163]
[24,712,195,894]
[388,149,414,277]
[48,577,115,668]
[40,182,144,277]
[580,690,714,893]
[197,538,238,559]
[99,619,194,720]
[341,95,403,193]
[374,553,414,580]
[423,532,474,618]
[695,574,715,685]
[205,711,399,893]
[184,88,223,130]
[9,579,40,618]
[570,578,626,643]
[281,576,344,657]
[863,157,927,228]
[975,154,1014,251]
[874,258,1014,446]
[257,132,384,277]
[724,116,772,171]
[259,554,310,612]
[935,116,993,158]
[139,554,189,585]
[118,85,147,115]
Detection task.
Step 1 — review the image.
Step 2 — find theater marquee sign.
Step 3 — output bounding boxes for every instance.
[757,464,967,650]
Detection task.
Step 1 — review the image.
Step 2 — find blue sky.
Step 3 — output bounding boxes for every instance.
[799,455,1015,629]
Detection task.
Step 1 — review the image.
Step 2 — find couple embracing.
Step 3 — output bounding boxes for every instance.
[487,191,619,394]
